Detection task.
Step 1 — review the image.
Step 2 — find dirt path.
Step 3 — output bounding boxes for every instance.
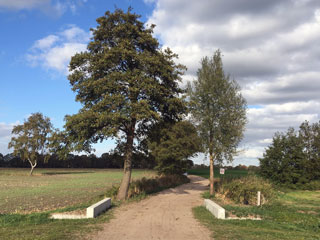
[91,175,212,240]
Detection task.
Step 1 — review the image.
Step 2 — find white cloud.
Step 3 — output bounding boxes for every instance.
[27,25,90,74]
[0,122,19,155]
[146,0,320,165]
[32,35,59,50]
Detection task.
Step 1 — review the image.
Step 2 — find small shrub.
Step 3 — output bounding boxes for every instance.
[218,176,275,205]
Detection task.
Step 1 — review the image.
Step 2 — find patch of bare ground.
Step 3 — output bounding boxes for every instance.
[90,175,212,240]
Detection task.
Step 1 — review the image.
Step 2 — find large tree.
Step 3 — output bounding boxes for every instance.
[65,9,186,200]
[8,113,53,176]
[188,50,247,195]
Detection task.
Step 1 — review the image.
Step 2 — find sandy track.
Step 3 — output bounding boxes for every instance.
[91,175,212,240]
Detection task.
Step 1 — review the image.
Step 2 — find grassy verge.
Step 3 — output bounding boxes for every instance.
[0,201,115,240]
[191,168,320,240]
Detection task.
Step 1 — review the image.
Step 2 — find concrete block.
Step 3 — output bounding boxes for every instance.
[204,199,225,219]
[86,198,111,218]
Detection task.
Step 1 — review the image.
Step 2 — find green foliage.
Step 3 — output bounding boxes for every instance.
[187,50,247,164]
[128,174,190,197]
[217,176,275,205]
[65,8,186,152]
[8,113,53,175]
[148,121,201,175]
[260,121,320,189]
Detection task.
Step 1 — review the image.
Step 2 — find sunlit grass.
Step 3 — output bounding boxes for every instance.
[0,168,155,214]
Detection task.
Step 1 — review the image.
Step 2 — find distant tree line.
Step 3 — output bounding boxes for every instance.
[0,151,156,169]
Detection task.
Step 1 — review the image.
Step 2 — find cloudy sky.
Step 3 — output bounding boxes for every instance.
[1,0,320,166]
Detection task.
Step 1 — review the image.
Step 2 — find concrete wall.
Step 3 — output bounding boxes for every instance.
[87,198,112,218]
[203,199,225,219]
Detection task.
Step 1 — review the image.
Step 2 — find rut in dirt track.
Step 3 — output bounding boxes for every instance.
[91,175,212,240]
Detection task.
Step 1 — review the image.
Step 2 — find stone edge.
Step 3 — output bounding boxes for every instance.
[203,199,225,219]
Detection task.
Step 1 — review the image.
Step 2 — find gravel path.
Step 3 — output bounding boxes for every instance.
[91,175,212,240]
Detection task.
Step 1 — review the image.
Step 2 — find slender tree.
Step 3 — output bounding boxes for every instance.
[188,50,247,195]
[8,113,53,176]
[65,9,186,200]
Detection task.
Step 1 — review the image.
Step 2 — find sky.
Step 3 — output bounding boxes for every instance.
[1,0,320,166]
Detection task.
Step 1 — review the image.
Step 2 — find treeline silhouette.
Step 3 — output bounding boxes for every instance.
[0,152,156,169]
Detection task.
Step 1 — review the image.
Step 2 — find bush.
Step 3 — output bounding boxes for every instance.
[217,176,275,205]
[128,174,190,198]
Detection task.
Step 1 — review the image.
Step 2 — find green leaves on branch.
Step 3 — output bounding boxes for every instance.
[65,8,186,151]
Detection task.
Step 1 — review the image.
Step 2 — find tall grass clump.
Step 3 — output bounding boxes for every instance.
[217,175,275,205]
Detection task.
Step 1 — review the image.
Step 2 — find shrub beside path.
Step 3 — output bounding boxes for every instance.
[91,175,212,240]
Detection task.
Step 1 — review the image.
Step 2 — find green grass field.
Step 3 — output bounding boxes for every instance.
[191,168,320,240]
[0,168,155,214]
[0,168,156,240]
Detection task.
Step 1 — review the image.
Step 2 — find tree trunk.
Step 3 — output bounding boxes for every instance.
[209,153,214,195]
[29,160,37,176]
[117,120,136,200]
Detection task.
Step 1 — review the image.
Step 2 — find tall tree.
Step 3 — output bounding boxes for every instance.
[65,9,186,200]
[188,50,247,195]
[8,113,53,176]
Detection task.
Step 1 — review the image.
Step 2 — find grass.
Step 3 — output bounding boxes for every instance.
[191,168,320,240]
[0,168,156,240]
[0,206,115,240]
[188,167,248,179]
[0,168,155,214]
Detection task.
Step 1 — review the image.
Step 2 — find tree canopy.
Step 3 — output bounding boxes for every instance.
[188,50,247,194]
[260,121,320,188]
[8,113,53,175]
[65,8,186,200]
[148,120,201,175]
